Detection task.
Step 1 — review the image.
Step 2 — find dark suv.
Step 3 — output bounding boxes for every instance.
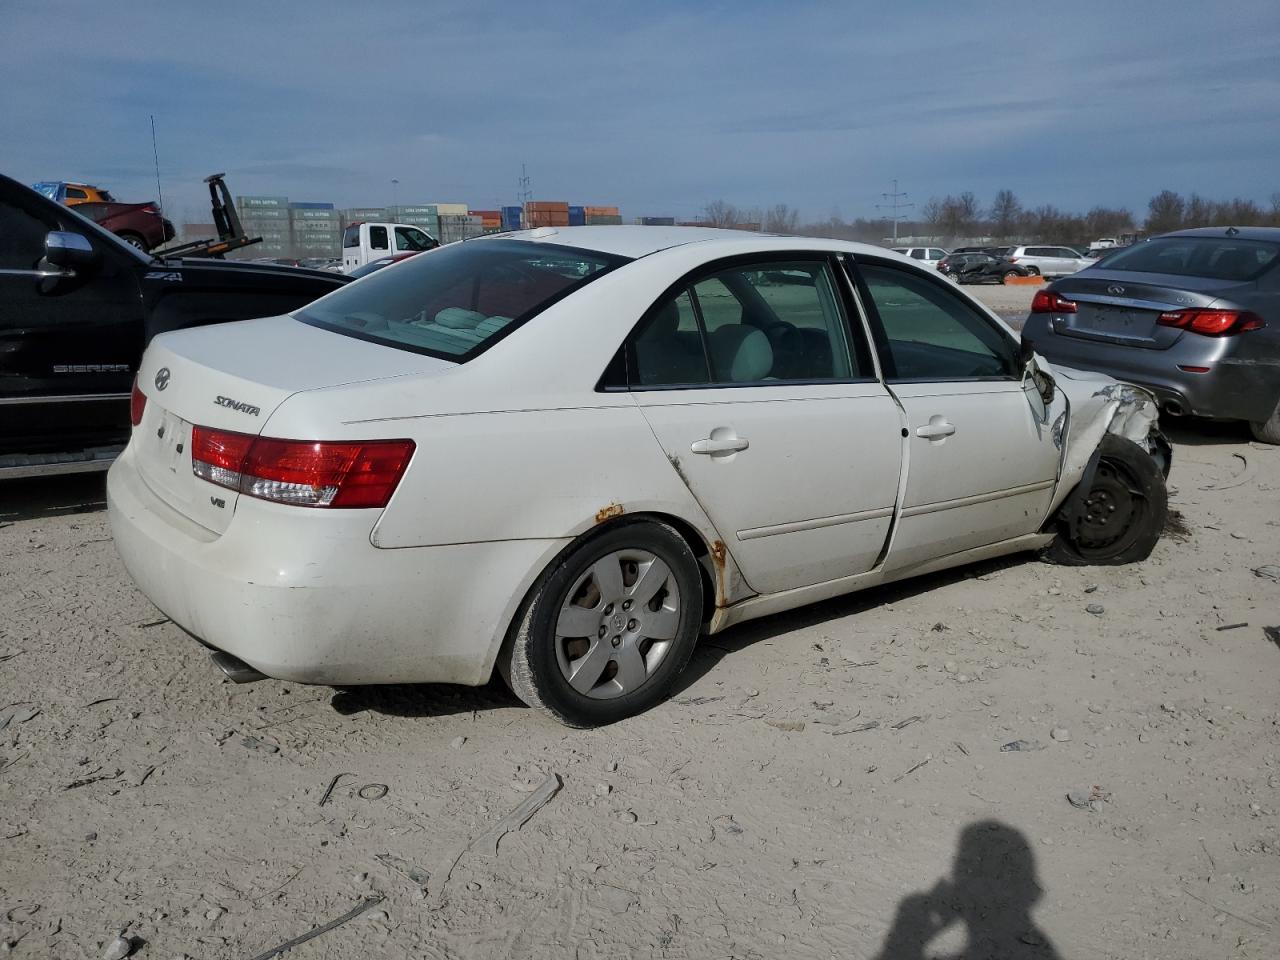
[0,174,349,478]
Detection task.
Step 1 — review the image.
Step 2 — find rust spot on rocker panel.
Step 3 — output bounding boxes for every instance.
[595,503,625,524]
[710,540,729,608]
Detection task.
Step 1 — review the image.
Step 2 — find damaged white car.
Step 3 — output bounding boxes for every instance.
[107,228,1169,726]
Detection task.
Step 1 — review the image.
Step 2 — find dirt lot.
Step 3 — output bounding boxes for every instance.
[966,282,1039,327]
[3,421,1278,960]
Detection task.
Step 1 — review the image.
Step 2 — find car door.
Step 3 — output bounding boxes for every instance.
[0,181,144,455]
[849,257,1066,572]
[620,255,904,595]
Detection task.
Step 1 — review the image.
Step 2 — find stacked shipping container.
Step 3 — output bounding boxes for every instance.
[524,201,570,228]
[584,205,622,225]
[289,201,340,258]
[236,196,292,257]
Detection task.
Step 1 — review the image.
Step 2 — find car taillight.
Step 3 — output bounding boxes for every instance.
[1007,257,1019,263]
[130,377,146,426]
[1156,308,1265,336]
[142,204,159,214]
[1031,290,1077,314]
[190,427,414,508]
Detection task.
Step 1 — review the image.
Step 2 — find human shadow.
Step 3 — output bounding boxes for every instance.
[0,472,107,522]
[873,820,1060,960]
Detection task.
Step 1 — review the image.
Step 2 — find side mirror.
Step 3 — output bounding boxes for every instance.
[45,231,97,269]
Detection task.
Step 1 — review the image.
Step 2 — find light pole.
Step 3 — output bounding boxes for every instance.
[391,178,400,213]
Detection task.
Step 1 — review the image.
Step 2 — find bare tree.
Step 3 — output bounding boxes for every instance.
[1084,206,1134,239]
[1146,190,1186,233]
[938,193,981,241]
[763,204,799,234]
[701,200,740,228]
[920,198,944,237]
[990,189,1022,240]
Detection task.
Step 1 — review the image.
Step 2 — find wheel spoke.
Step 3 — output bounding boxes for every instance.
[645,605,680,641]
[556,603,600,639]
[591,556,625,602]
[567,639,613,694]
[628,558,671,606]
[613,644,648,692]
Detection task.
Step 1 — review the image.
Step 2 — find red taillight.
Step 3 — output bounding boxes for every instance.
[142,204,159,214]
[190,427,414,508]
[1007,257,1019,263]
[1157,308,1264,336]
[1031,290,1077,314]
[130,377,146,426]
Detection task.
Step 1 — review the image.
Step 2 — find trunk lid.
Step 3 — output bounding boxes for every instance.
[1048,270,1254,350]
[133,314,454,534]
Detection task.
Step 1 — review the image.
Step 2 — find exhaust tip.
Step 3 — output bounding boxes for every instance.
[210,650,267,684]
[1162,400,1185,417]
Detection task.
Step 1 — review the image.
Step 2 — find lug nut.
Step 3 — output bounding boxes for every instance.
[611,635,621,647]
[627,619,638,631]
[622,599,632,611]
[603,603,614,615]
[598,625,607,639]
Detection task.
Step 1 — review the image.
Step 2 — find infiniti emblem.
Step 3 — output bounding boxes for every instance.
[154,367,171,391]
[1107,284,1125,296]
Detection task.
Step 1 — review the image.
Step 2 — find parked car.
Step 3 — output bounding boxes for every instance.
[109,226,1169,726]
[1006,245,1091,277]
[342,221,439,273]
[347,251,421,278]
[937,252,1016,279]
[0,173,350,478]
[74,199,175,251]
[1022,226,1280,443]
[31,180,117,206]
[949,254,1034,285]
[890,246,948,264]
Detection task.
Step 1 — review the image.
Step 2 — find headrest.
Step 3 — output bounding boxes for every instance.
[434,307,488,330]
[641,300,682,339]
[709,324,773,382]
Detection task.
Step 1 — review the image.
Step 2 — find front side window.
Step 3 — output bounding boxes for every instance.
[395,226,434,251]
[297,239,626,360]
[1098,237,1280,282]
[857,262,1018,381]
[64,187,87,200]
[369,225,389,251]
[624,259,865,388]
[0,197,57,269]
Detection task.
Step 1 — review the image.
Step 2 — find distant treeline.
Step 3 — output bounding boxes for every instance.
[701,190,1280,245]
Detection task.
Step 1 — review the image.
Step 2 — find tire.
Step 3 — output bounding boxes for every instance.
[1250,399,1280,444]
[1001,271,1019,284]
[506,521,704,727]
[118,232,147,251]
[1025,266,1041,276]
[1043,434,1167,566]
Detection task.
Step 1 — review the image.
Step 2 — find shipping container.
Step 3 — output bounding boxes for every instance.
[238,207,290,221]
[390,205,438,217]
[641,216,676,226]
[568,206,585,226]
[583,205,620,217]
[585,215,623,225]
[436,214,486,244]
[433,202,468,217]
[525,200,569,213]
[288,201,335,210]
[501,206,523,231]
[342,208,389,222]
[290,209,340,222]
[237,195,289,210]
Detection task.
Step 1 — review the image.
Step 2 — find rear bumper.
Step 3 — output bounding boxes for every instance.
[1024,317,1280,422]
[107,443,568,686]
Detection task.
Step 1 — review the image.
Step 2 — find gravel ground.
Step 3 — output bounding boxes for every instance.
[2,421,1278,959]
[965,282,1040,328]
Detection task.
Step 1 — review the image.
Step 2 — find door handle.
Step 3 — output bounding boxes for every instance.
[915,417,956,440]
[691,436,749,455]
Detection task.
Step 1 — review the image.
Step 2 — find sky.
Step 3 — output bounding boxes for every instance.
[3,0,1278,227]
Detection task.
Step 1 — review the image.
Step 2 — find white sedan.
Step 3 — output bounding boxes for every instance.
[108,227,1170,726]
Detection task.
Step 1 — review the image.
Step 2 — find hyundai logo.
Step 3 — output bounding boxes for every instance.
[154,367,171,391]
[1106,284,1126,296]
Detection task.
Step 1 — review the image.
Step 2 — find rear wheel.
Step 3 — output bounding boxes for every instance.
[1250,399,1280,444]
[1002,271,1021,284]
[505,522,704,727]
[117,231,147,250]
[1025,266,1041,276]
[1044,434,1166,566]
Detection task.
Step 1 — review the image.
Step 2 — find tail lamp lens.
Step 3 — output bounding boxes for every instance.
[1031,290,1077,314]
[130,377,147,426]
[190,427,414,508]
[1157,309,1264,336]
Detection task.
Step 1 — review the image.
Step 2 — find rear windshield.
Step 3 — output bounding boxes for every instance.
[1100,237,1280,282]
[297,239,628,360]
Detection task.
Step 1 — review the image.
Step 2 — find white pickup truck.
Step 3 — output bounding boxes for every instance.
[341,222,438,273]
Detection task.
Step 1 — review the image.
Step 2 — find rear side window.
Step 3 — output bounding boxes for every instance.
[297,240,627,360]
[369,226,389,251]
[624,259,866,388]
[1099,237,1280,281]
[342,225,360,248]
[64,187,87,200]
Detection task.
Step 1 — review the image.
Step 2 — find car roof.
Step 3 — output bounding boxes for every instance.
[480,224,895,260]
[1159,226,1280,242]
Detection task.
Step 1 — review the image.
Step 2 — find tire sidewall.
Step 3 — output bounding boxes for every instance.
[517,522,704,726]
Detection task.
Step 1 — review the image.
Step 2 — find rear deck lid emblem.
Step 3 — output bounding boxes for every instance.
[1107,285,1125,295]
[154,367,171,391]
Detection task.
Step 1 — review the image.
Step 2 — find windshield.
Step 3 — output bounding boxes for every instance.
[297,239,628,360]
[1099,236,1280,282]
